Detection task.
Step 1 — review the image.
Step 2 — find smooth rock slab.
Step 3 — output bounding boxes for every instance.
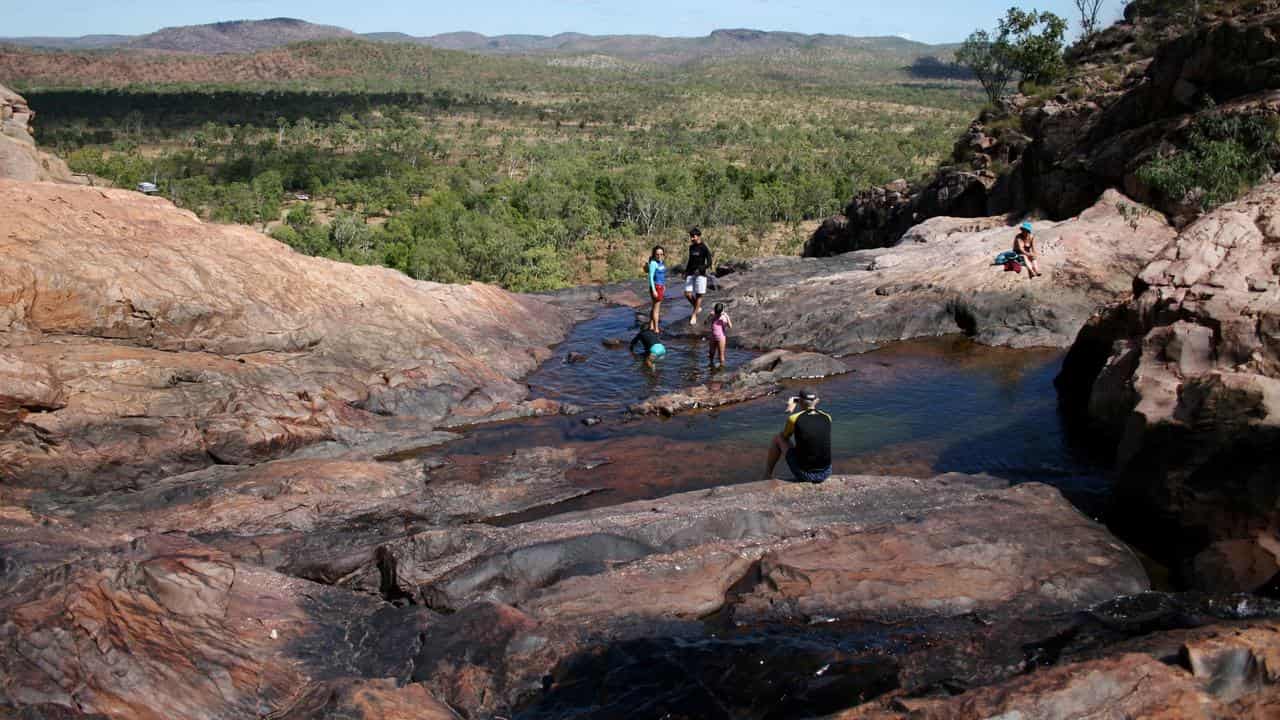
[703,191,1174,355]
[0,178,570,491]
[399,477,1148,716]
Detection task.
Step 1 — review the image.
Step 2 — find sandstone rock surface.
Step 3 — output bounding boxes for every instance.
[711,192,1174,354]
[381,476,1147,715]
[0,532,439,720]
[628,348,849,416]
[833,613,1280,720]
[1058,180,1280,591]
[809,8,1280,255]
[0,83,75,183]
[0,179,571,491]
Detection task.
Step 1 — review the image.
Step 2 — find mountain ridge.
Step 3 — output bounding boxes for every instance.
[2,17,956,63]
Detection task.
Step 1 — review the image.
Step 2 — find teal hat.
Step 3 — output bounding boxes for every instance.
[1020,221,1033,232]
[650,343,667,358]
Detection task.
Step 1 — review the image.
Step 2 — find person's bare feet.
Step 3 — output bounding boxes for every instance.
[689,314,697,325]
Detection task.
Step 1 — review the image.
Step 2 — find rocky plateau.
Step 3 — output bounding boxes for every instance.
[4,8,1280,713]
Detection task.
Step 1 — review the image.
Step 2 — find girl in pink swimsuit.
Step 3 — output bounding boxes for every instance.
[708,302,732,368]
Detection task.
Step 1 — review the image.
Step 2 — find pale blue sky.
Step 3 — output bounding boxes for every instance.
[1,0,1126,45]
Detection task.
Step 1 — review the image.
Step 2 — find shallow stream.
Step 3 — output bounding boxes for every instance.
[441,305,1112,523]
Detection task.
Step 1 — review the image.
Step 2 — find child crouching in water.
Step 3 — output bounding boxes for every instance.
[708,302,732,368]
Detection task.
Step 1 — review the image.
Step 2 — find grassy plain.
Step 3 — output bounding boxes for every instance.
[4,39,981,290]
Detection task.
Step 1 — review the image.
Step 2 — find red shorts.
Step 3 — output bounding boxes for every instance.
[652,284,665,301]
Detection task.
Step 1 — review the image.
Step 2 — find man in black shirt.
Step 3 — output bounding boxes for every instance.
[683,227,713,325]
[763,387,832,483]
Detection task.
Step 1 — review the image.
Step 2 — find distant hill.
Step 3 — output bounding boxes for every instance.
[368,28,958,67]
[2,18,356,54]
[3,20,955,65]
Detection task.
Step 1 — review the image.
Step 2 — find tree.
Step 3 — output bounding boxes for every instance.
[998,8,1069,87]
[956,30,1014,105]
[1074,0,1106,37]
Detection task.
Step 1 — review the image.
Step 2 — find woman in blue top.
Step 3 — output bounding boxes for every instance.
[647,246,666,332]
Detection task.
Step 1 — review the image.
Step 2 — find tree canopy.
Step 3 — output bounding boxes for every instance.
[956,6,1069,105]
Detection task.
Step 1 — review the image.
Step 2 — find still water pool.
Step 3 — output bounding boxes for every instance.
[443,306,1110,520]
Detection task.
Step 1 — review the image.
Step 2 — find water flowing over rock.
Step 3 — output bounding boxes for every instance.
[1057,180,1280,592]
[0,179,571,491]
[710,192,1174,355]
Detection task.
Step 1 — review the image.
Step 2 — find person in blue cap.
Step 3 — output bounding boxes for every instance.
[1013,221,1042,278]
[630,327,667,367]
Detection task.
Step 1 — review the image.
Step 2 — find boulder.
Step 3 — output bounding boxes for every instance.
[0,179,571,492]
[0,83,76,183]
[713,192,1175,355]
[1057,180,1280,588]
[628,349,849,416]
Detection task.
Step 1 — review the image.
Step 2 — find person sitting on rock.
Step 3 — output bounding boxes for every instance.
[630,327,667,367]
[683,227,713,325]
[1013,221,1042,278]
[763,387,832,483]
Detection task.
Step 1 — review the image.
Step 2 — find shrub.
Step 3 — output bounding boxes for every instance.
[1137,111,1279,212]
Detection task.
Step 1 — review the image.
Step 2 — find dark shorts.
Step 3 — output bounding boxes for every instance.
[785,448,830,484]
[653,284,665,301]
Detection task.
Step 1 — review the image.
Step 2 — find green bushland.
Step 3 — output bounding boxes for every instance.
[18,40,981,291]
[1137,110,1280,212]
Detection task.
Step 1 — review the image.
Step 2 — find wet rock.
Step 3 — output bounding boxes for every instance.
[581,416,602,427]
[1057,180,1280,586]
[564,351,588,364]
[0,178,570,492]
[627,381,780,416]
[628,349,849,416]
[601,336,628,349]
[716,192,1175,355]
[739,348,850,383]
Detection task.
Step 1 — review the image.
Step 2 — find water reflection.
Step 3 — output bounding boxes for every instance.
[442,308,1111,520]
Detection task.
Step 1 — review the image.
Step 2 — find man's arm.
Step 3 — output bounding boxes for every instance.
[781,412,799,441]
[630,334,643,354]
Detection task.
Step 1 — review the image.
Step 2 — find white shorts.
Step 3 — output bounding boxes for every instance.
[684,275,708,295]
